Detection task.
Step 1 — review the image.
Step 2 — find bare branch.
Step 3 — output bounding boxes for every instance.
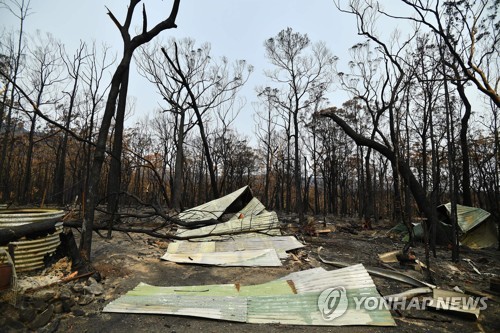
[142,3,147,34]
[105,6,122,30]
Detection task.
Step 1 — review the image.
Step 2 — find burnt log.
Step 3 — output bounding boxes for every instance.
[0,220,59,246]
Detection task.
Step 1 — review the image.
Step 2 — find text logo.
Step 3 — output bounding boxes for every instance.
[317,287,348,321]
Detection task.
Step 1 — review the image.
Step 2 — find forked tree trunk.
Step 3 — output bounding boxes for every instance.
[81,0,181,261]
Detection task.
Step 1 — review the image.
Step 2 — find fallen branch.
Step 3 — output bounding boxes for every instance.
[94,191,221,229]
[63,219,278,241]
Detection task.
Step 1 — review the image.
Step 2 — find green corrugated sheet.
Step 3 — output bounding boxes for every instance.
[103,265,396,326]
[442,203,491,233]
[247,290,394,326]
[128,280,295,297]
[440,203,498,249]
[460,219,498,249]
[103,294,248,322]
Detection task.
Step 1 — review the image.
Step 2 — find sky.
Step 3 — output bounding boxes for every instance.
[0,0,412,139]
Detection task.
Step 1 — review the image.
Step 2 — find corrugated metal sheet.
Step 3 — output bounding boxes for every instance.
[177,186,250,224]
[175,211,280,239]
[247,291,394,326]
[0,224,63,272]
[127,280,295,297]
[104,294,248,322]
[216,236,303,258]
[161,248,283,267]
[279,264,376,292]
[441,203,491,233]
[165,236,304,259]
[103,265,395,326]
[230,197,265,219]
[0,209,64,272]
[460,218,498,249]
[104,280,297,320]
[255,266,395,326]
[0,209,65,228]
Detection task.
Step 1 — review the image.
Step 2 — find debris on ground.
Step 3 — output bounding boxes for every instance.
[1,199,499,332]
[391,204,498,249]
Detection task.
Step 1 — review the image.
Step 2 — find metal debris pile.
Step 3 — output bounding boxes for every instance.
[162,186,304,267]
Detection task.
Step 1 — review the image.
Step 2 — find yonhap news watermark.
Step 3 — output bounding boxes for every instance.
[317,287,488,321]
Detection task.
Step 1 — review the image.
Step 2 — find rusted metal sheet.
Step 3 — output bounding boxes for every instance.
[0,224,63,272]
[0,209,64,272]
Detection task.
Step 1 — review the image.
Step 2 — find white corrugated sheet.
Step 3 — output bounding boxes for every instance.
[175,211,280,239]
[177,186,250,224]
[165,236,304,260]
[161,248,283,267]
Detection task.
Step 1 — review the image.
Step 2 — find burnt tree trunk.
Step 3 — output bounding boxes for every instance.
[319,109,440,232]
[81,0,181,261]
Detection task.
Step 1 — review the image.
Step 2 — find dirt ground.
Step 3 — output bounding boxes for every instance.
[2,216,499,333]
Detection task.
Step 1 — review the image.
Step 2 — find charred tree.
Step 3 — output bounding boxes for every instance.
[82,0,181,261]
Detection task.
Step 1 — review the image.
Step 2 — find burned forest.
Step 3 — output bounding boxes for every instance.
[0,0,499,332]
